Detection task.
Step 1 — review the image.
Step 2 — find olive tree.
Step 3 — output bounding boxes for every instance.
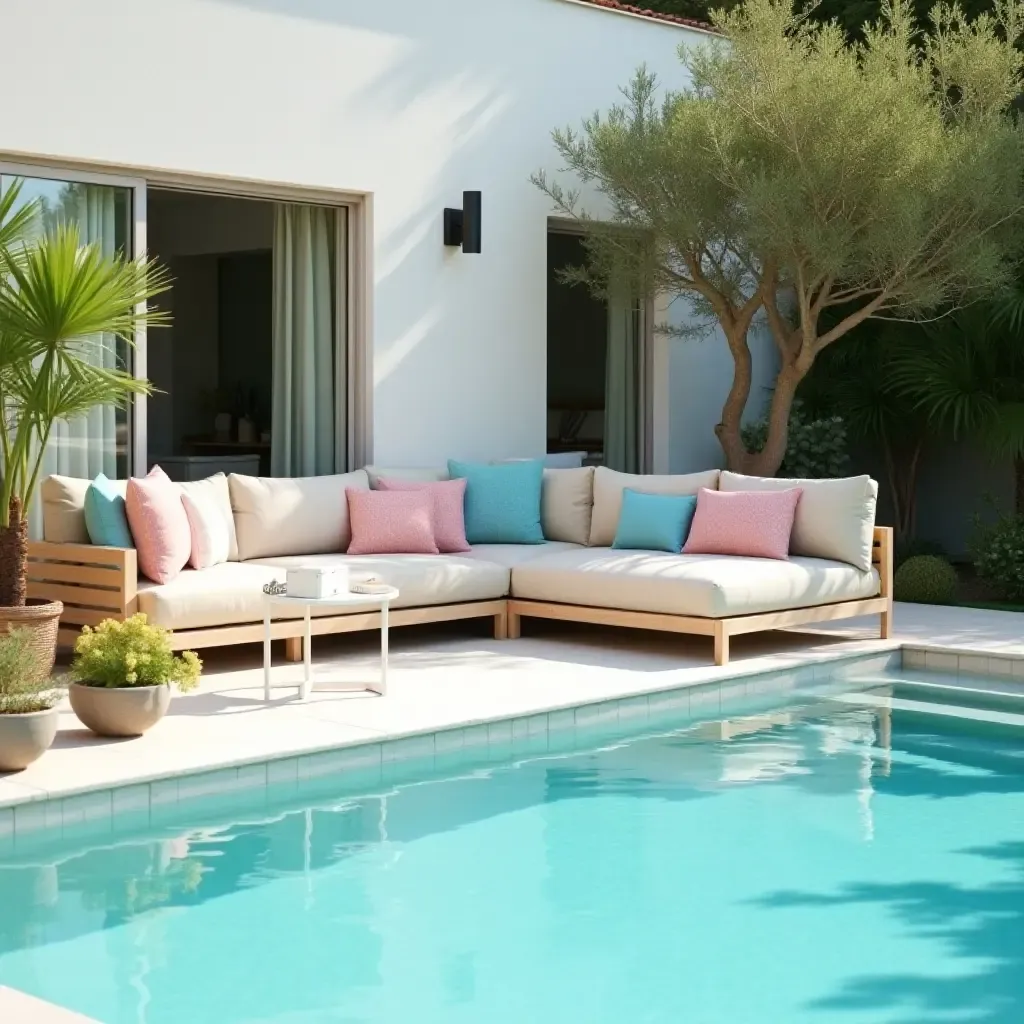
[534,0,1024,475]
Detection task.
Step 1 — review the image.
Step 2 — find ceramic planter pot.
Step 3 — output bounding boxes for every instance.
[70,682,171,738]
[0,706,59,771]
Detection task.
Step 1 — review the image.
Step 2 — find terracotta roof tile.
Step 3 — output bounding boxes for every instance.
[570,0,716,33]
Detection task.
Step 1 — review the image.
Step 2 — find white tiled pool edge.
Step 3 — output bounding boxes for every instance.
[0,645,905,849]
[902,643,1024,681]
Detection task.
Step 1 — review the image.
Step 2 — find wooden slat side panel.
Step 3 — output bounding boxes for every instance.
[56,607,118,628]
[27,583,124,612]
[25,562,124,588]
[27,541,131,569]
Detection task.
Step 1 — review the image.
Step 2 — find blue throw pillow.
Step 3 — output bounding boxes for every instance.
[447,458,545,544]
[612,489,697,553]
[83,473,134,547]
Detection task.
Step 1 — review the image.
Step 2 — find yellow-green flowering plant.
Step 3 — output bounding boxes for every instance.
[72,614,201,691]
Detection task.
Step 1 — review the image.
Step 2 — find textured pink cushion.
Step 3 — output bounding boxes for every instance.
[376,477,470,553]
[125,466,191,583]
[682,486,802,560]
[346,489,440,555]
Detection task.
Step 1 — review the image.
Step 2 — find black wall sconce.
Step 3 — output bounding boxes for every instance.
[444,191,482,253]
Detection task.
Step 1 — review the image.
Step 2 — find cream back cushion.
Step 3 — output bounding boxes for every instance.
[719,471,878,571]
[42,475,127,544]
[229,471,370,561]
[179,472,238,561]
[542,467,594,545]
[364,466,448,489]
[589,467,721,547]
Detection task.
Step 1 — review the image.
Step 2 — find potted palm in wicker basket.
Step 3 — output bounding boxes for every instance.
[0,179,168,675]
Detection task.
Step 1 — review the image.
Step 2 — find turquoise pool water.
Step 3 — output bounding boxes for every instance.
[1,683,1022,1023]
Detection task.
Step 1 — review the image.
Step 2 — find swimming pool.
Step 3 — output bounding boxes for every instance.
[1,668,1022,1023]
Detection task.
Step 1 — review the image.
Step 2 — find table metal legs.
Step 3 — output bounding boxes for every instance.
[263,606,272,702]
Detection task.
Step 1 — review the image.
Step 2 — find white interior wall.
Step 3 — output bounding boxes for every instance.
[1,0,711,468]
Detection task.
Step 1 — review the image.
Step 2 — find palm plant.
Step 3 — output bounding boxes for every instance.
[0,178,170,608]
[892,305,1024,515]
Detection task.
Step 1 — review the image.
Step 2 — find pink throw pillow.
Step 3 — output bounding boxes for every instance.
[683,487,802,560]
[125,466,191,583]
[376,477,470,553]
[346,489,440,555]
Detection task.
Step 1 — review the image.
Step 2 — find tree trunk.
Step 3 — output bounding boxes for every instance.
[1016,456,1024,517]
[0,496,28,608]
[714,324,756,472]
[746,365,802,477]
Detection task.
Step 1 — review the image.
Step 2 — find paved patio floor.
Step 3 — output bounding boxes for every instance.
[1,601,1022,808]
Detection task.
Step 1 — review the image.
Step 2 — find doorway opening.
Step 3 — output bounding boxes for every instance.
[546,226,646,472]
[147,188,348,481]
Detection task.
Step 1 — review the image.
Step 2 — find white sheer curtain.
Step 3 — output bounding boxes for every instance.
[604,281,641,474]
[271,204,345,477]
[23,183,124,537]
[43,185,120,481]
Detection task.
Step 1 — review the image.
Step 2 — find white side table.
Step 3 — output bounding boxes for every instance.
[262,587,399,702]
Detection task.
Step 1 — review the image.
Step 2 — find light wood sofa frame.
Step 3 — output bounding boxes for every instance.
[27,526,892,668]
[26,541,510,663]
[505,526,894,667]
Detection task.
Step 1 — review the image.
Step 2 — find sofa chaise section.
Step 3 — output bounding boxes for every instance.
[507,526,893,664]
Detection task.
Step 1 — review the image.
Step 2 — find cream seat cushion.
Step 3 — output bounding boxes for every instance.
[589,467,720,546]
[229,471,370,561]
[465,541,582,569]
[719,471,878,572]
[138,554,511,631]
[511,547,879,619]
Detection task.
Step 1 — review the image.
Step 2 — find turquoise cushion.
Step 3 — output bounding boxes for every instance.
[83,473,133,548]
[612,489,697,553]
[447,458,545,544]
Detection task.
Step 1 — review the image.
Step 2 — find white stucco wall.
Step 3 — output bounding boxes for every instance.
[1,0,715,467]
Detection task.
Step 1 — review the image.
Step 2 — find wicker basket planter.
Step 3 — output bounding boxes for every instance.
[0,600,63,679]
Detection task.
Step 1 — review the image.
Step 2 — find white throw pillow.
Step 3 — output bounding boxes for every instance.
[181,491,231,569]
[179,472,238,561]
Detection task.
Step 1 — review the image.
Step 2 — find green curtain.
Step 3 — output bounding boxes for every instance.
[604,282,641,473]
[271,204,344,477]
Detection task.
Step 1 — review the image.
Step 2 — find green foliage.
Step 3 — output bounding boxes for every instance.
[72,614,201,692]
[970,511,1024,601]
[894,535,949,569]
[0,178,170,533]
[893,554,959,604]
[742,401,849,478]
[0,628,61,714]
[535,0,1024,474]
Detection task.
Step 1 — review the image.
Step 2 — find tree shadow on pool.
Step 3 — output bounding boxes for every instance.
[755,840,1024,1024]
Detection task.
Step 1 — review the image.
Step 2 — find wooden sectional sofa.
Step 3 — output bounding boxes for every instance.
[27,467,893,667]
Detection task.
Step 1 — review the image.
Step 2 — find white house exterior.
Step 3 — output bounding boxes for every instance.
[1,0,776,478]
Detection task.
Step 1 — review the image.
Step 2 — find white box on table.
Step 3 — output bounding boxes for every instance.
[285,567,349,600]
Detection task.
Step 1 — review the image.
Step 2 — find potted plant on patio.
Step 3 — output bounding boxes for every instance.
[69,614,201,738]
[0,627,62,771]
[0,178,168,676]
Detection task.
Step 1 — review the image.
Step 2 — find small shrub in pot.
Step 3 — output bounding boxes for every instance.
[0,627,61,771]
[70,614,201,738]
